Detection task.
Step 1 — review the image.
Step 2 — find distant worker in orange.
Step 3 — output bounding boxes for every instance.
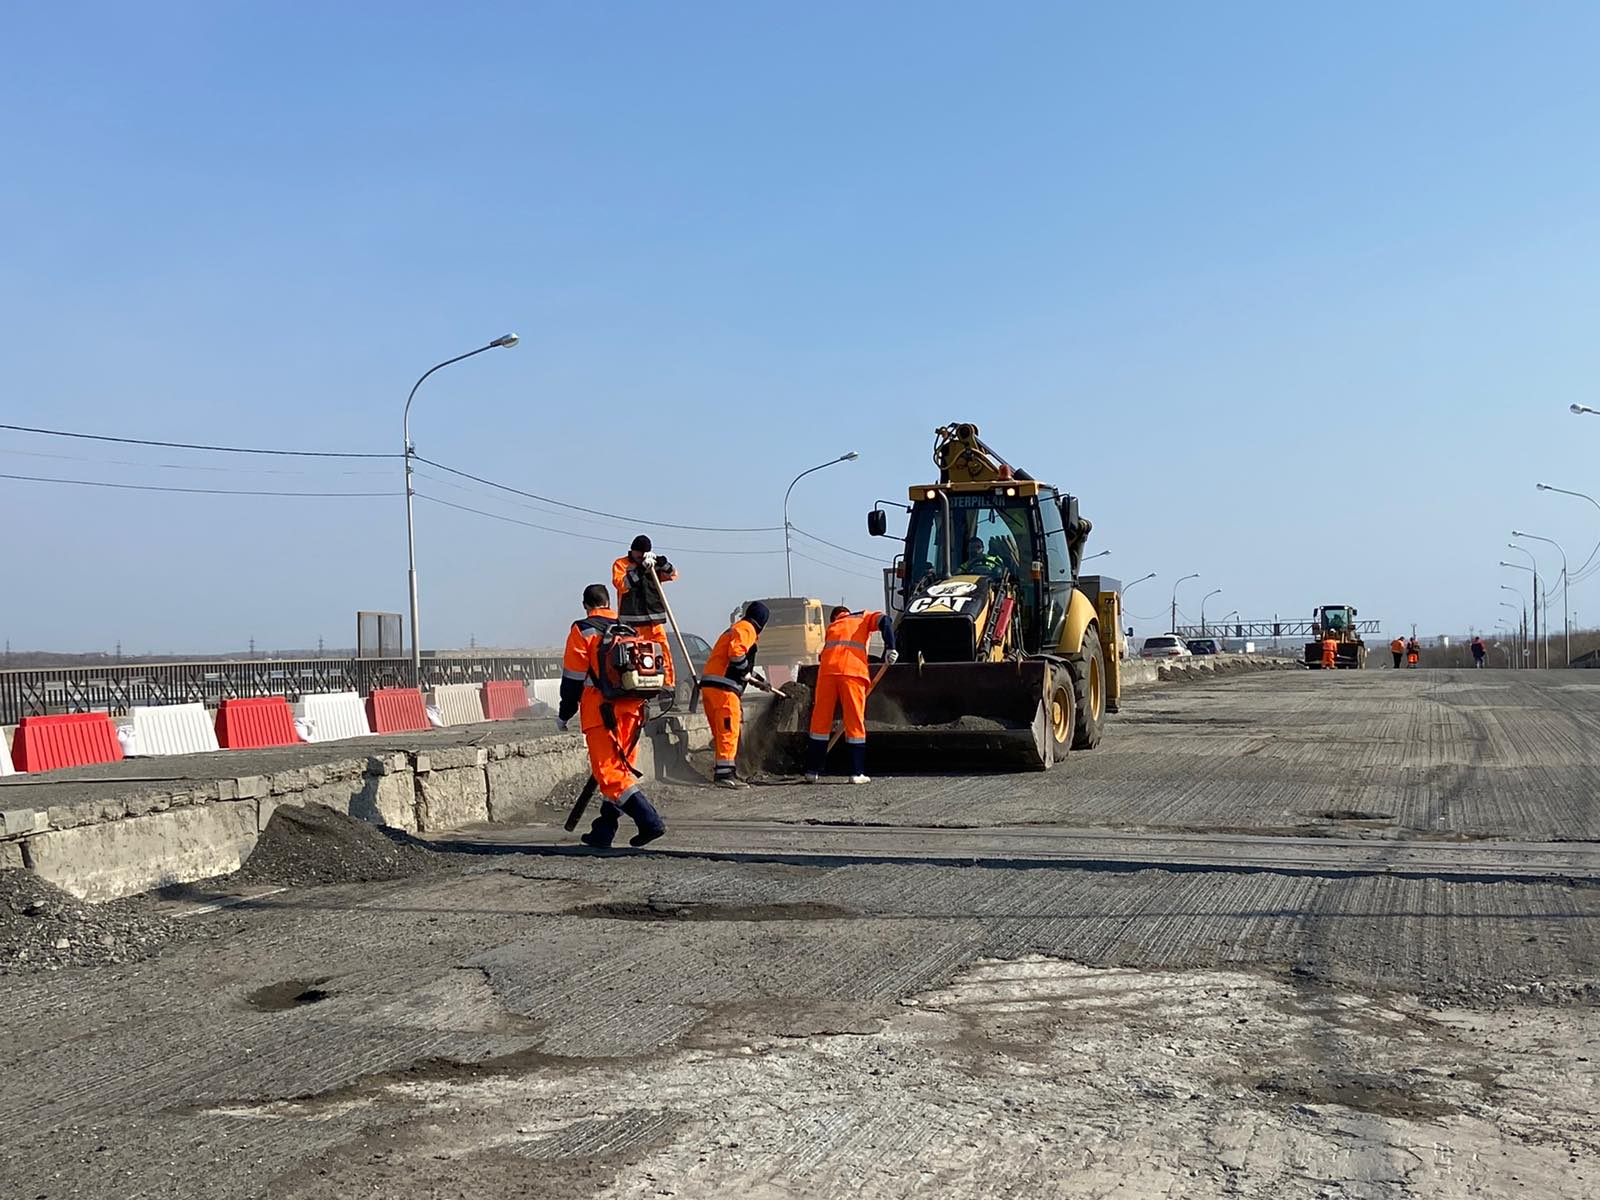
[1321,634,1338,670]
[613,535,679,703]
[1390,636,1405,668]
[557,583,666,849]
[700,601,770,788]
[806,605,897,784]
[1407,637,1421,667]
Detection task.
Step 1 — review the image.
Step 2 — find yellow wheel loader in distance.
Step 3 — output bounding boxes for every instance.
[797,422,1122,771]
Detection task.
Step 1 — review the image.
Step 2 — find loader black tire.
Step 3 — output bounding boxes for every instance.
[1047,665,1076,764]
[1068,623,1106,751]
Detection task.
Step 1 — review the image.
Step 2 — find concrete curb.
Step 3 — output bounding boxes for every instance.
[0,711,713,902]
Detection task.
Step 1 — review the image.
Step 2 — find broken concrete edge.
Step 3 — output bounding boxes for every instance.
[0,713,712,904]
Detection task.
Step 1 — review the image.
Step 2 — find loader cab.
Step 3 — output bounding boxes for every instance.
[891,482,1081,653]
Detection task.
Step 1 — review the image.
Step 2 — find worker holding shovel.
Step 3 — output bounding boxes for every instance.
[700,601,780,789]
[805,606,897,785]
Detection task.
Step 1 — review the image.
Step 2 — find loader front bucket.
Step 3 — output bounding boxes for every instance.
[766,660,1054,773]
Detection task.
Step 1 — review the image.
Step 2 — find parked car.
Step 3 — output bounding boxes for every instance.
[672,632,712,679]
[1185,637,1221,656]
[1140,635,1193,659]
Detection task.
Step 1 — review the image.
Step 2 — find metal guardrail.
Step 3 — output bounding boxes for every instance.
[0,656,562,726]
[1173,619,1383,639]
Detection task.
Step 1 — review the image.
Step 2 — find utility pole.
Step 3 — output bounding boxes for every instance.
[317,636,325,657]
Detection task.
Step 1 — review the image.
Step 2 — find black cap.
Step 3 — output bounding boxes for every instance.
[830,605,851,622]
[630,534,653,554]
[744,601,770,631]
[582,583,609,609]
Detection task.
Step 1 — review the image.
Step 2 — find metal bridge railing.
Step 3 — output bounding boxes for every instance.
[0,656,562,726]
[1172,619,1383,640]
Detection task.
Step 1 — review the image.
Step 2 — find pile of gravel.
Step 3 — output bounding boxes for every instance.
[0,870,184,973]
[235,803,451,887]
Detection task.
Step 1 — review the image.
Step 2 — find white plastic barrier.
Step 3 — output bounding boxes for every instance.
[430,683,486,726]
[530,678,562,712]
[1,728,14,776]
[293,692,373,743]
[130,703,221,757]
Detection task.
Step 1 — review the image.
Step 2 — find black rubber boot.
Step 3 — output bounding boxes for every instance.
[804,738,828,779]
[622,793,666,847]
[849,743,867,778]
[580,801,621,849]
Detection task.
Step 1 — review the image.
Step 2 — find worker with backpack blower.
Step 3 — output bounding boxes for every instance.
[613,535,679,705]
[557,583,667,849]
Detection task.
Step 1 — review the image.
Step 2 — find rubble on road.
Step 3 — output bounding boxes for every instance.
[234,803,453,887]
[0,869,187,973]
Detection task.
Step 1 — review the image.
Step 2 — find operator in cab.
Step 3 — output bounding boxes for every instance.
[957,536,1005,577]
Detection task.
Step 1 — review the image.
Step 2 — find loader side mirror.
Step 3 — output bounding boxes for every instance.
[1126,626,1134,639]
[867,509,888,537]
[1061,495,1082,541]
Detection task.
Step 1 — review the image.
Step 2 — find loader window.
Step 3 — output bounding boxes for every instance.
[1039,499,1073,582]
[905,495,1032,587]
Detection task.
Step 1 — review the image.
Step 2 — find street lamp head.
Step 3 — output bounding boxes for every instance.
[490,333,519,348]
[840,451,860,462]
[1536,483,1550,491]
[1512,530,1526,538]
[1572,403,1589,415]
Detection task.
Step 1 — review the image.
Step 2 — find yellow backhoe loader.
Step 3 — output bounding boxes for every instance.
[783,423,1122,771]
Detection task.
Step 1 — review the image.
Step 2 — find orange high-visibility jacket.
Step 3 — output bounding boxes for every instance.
[702,619,760,694]
[819,611,885,682]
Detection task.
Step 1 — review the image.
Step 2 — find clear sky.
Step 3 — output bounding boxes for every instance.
[4,2,1600,654]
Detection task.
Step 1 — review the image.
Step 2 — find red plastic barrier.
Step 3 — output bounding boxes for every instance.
[481,680,532,721]
[215,696,300,749]
[12,712,124,772]
[367,688,430,734]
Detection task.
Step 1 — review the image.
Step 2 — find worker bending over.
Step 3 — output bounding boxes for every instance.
[806,606,897,784]
[1390,636,1405,668]
[613,535,679,700]
[557,583,666,849]
[700,601,770,789]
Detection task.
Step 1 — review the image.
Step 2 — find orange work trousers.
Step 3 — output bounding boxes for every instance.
[701,687,743,774]
[582,700,645,802]
[808,672,868,744]
[1321,644,1337,669]
[635,622,675,688]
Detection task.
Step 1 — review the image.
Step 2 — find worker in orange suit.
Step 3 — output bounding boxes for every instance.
[1407,637,1421,667]
[700,601,770,788]
[1321,635,1338,670]
[1390,636,1405,668]
[806,605,897,785]
[557,583,665,849]
[612,534,679,703]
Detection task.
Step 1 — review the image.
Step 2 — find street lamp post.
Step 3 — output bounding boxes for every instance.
[783,452,859,595]
[1500,555,1541,668]
[1199,588,1222,634]
[1500,587,1526,669]
[1505,543,1546,667]
[403,334,519,682]
[1170,573,1199,635]
[1514,530,1570,667]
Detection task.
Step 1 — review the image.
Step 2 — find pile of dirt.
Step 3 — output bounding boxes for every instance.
[0,870,185,973]
[235,803,451,887]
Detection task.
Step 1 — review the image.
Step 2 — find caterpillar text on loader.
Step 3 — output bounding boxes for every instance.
[793,422,1123,771]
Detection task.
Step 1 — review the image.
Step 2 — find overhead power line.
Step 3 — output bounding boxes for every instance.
[789,525,883,563]
[416,494,784,555]
[0,421,398,459]
[0,471,394,498]
[0,445,392,477]
[789,547,884,584]
[416,455,783,534]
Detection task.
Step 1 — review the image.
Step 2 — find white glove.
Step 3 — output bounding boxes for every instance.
[885,649,900,665]
[556,717,570,732]
[642,551,658,567]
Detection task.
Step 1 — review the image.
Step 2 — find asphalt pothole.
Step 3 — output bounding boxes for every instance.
[246,978,333,1011]
[569,899,856,922]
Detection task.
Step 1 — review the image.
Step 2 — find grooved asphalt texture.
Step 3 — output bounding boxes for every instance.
[2,669,1597,1198]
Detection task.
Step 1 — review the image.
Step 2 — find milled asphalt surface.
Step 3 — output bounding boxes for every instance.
[3,668,1598,1198]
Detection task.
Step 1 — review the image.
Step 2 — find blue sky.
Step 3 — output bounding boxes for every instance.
[4,2,1599,653]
